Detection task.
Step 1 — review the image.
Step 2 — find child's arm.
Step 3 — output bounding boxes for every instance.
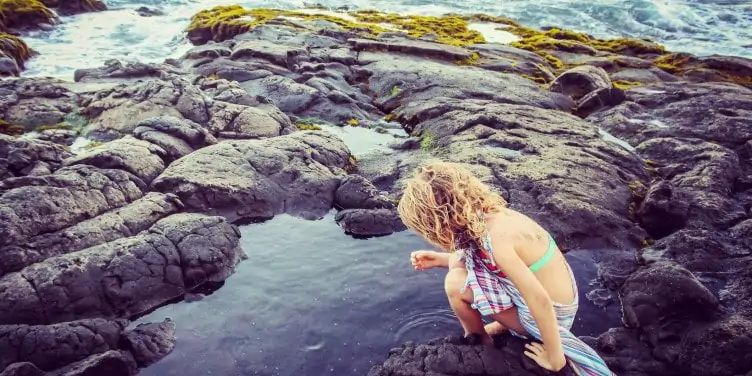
[487,232,567,371]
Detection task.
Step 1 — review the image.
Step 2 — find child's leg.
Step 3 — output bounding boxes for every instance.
[488,307,528,336]
[444,267,493,345]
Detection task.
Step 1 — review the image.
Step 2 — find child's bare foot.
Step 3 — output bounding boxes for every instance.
[462,333,494,346]
[485,321,506,337]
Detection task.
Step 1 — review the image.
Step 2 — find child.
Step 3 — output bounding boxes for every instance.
[397,161,615,376]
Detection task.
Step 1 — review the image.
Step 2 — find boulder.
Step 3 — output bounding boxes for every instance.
[132,115,217,162]
[0,213,245,325]
[368,334,577,376]
[677,315,752,376]
[334,174,395,210]
[620,261,720,332]
[63,136,167,184]
[596,328,675,376]
[590,82,752,149]
[550,65,612,101]
[635,137,746,232]
[151,131,352,220]
[0,192,183,277]
[335,208,406,237]
[73,60,185,83]
[49,350,137,376]
[0,363,44,376]
[0,134,72,179]
[358,59,573,117]
[120,319,176,367]
[0,78,78,131]
[0,164,146,250]
[79,75,294,140]
[0,318,124,371]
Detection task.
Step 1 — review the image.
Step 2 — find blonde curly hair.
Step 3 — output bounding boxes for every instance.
[397,161,507,252]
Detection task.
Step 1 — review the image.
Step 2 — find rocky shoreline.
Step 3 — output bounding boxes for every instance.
[1,4,752,376]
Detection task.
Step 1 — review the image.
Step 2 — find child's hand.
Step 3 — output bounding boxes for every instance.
[410,250,441,270]
[524,342,566,372]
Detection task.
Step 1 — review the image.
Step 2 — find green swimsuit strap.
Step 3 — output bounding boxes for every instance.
[529,234,556,273]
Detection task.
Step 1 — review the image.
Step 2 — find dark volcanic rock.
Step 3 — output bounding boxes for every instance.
[0,78,78,131]
[621,261,720,331]
[590,82,752,149]
[0,164,146,251]
[636,137,746,232]
[0,192,182,277]
[152,131,352,220]
[550,65,612,101]
[335,208,406,237]
[574,87,626,118]
[334,174,394,210]
[79,75,294,141]
[0,134,73,179]
[73,59,185,83]
[132,115,217,162]
[64,136,167,184]
[677,315,752,376]
[359,59,573,116]
[121,319,176,367]
[0,213,245,325]
[367,334,576,376]
[0,318,124,371]
[0,363,44,376]
[36,129,78,146]
[596,328,675,376]
[50,350,137,376]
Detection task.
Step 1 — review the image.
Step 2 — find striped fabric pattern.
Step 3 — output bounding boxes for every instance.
[457,234,616,376]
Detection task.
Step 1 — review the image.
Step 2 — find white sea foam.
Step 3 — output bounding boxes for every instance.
[18,0,751,80]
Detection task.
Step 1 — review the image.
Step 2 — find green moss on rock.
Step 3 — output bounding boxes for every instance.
[0,32,32,69]
[612,80,643,90]
[39,0,106,15]
[509,26,665,61]
[35,122,72,132]
[0,119,24,135]
[652,52,752,88]
[296,123,322,131]
[349,10,485,46]
[186,6,389,45]
[0,0,56,31]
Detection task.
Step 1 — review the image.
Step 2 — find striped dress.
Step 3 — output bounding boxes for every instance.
[457,234,616,376]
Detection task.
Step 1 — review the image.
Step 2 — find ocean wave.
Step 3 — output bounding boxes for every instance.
[19,0,751,79]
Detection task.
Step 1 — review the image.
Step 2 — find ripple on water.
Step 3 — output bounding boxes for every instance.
[390,307,458,343]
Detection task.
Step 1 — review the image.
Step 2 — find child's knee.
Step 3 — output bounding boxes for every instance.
[444,268,467,299]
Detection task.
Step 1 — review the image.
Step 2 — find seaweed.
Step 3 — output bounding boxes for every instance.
[0,32,32,69]
[0,0,56,31]
[0,119,24,135]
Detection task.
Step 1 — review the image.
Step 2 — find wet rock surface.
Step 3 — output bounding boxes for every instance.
[368,334,575,376]
[2,7,752,376]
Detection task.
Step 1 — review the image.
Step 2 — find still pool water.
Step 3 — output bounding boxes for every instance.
[134,211,622,376]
